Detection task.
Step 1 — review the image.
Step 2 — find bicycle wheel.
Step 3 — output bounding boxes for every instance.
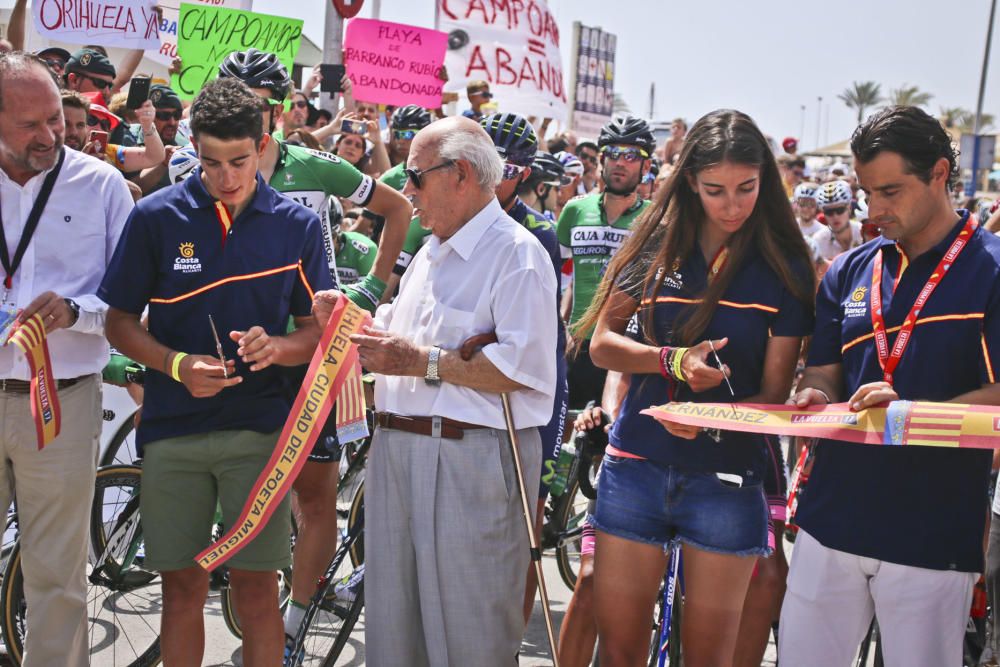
[1,464,161,667]
[555,477,589,590]
[298,490,365,665]
[99,410,140,467]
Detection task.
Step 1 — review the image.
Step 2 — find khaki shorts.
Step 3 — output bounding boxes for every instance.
[140,429,291,572]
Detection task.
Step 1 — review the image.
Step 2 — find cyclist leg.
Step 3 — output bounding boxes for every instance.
[778,530,875,667]
[287,428,341,633]
[558,520,597,667]
[870,560,977,667]
[160,568,211,664]
[227,569,283,665]
[523,370,568,622]
[567,340,607,410]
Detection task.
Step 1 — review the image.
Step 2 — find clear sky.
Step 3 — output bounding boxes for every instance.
[255,0,1000,150]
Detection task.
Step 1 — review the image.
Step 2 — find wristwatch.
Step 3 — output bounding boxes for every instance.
[424,346,442,386]
[64,298,80,326]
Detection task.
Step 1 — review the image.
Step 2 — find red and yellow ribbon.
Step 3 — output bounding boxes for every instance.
[9,314,60,449]
[642,400,1000,450]
[196,294,370,570]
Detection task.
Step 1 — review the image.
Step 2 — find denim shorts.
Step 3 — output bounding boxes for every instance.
[590,454,770,557]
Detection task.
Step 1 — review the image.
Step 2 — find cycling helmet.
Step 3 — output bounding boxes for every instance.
[390,105,432,131]
[816,180,853,208]
[529,152,569,186]
[168,145,200,183]
[218,49,292,102]
[480,113,537,167]
[598,114,656,154]
[855,197,869,221]
[793,182,820,201]
[327,195,344,236]
[554,151,584,177]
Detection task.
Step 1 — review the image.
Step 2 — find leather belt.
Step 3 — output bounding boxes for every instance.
[374,412,488,440]
[0,376,81,394]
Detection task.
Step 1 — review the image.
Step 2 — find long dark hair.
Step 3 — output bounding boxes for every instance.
[576,109,814,347]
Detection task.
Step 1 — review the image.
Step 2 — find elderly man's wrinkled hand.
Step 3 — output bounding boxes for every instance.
[349,326,424,376]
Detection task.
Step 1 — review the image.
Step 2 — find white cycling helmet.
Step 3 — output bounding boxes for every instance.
[793,182,819,201]
[168,146,200,184]
[856,197,869,221]
[816,180,853,209]
[554,151,584,178]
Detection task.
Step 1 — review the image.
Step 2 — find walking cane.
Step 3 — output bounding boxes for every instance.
[460,333,560,667]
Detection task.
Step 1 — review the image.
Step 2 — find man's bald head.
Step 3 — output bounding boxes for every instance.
[412,116,503,192]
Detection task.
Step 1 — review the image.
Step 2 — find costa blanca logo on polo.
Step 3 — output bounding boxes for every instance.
[843,285,868,318]
[174,243,201,273]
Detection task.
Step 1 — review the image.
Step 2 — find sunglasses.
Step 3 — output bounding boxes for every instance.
[78,73,113,90]
[823,205,849,216]
[86,115,111,131]
[797,198,817,206]
[502,163,527,180]
[393,129,418,141]
[471,90,493,98]
[291,100,309,109]
[578,152,598,164]
[404,160,455,189]
[600,146,648,163]
[42,58,65,71]
[155,109,182,121]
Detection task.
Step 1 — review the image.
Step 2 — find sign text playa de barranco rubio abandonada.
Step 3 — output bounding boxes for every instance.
[438,0,567,121]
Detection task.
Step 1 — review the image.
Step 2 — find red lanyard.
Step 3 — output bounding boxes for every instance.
[213,201,233,248]
[708,246,728,285]
[870,218,975,384]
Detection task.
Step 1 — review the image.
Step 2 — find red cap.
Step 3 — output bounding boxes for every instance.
[782,137,798,153]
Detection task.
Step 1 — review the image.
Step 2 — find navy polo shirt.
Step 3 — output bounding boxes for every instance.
[797,212,1000,572]
[98,170,333,447]
[609,246,814,480]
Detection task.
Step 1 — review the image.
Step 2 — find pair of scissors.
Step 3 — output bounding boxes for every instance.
[705,339,737,441]
[209,314,228,378]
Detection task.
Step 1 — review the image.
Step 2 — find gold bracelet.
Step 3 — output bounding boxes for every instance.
[169,352,187,382]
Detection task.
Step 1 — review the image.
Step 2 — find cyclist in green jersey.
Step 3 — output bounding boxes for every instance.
[557,114,655,408]
[326,196,377,286]
[217,49,412,658]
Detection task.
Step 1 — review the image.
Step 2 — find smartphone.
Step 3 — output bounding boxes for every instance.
[320,64,346,93]
[340,118,367,135]
[126,76,151,110]
[88,130,109,154]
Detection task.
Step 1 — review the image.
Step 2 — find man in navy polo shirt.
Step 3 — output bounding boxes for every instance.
[100,78,332,666]
[779,106,1000,666]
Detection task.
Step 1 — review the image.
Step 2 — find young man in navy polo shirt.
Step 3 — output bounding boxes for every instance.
[100,78,332,666]
[779,106,1000,666]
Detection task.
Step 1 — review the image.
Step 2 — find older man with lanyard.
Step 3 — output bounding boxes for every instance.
[0,52,133,665]
[779,106,1000,665]
[315,116,557,665]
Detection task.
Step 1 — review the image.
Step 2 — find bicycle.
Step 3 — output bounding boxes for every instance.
[0,463,161,667]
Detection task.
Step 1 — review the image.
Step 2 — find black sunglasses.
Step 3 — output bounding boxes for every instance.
[823,205,849,216]
[78,72,113,90]
[292,100,310,109]
[404,160,455,189]
[155,109,183,121]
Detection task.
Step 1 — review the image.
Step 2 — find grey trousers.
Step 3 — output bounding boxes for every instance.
[365,424,542,667]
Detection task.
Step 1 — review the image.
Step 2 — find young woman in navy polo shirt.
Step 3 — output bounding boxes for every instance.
[579,109,815,666]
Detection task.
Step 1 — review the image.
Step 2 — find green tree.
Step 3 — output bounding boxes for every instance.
[888,84,933,108]
[838,81,883,125]
[939,107,995,132]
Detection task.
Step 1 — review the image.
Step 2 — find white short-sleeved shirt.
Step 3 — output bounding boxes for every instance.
[373,197,557,429]
[0,148,133,379]
[813,221,863,261]
[798,218,825,238]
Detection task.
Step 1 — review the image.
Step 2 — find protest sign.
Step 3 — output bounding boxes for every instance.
[568,22,616,138]
[152,0,252,66]
[170,3,303,99]
[33,0,160,50]
[344,18,448,109]
[437,0,567,121]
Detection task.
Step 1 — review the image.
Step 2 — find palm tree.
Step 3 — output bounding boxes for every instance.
[838,81,883,125]
[888,84,933,108]
[939,107,996,132]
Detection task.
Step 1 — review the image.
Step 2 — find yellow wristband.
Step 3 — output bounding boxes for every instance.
[170,352,187,382]
[672,347,688,382]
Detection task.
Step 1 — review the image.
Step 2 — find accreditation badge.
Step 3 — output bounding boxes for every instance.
[0,302,18,346]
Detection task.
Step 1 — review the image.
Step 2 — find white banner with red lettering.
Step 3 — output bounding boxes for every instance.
[437,0,567,121]
[151,0,253,65]
[33,0,161,50]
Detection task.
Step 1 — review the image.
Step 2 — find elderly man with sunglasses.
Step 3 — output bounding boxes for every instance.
[134,84,185,195]
[313,115,557,666]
